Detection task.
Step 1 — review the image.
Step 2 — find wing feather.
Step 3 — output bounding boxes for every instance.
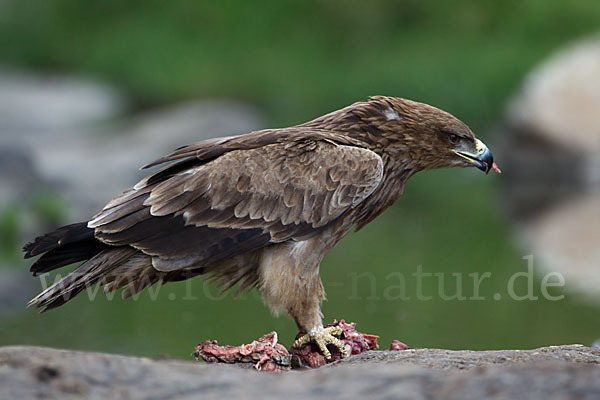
[90,138,383,272]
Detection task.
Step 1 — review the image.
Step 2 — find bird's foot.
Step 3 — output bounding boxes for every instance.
[292,326,348,360]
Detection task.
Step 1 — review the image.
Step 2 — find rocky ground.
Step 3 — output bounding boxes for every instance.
[0,345,599,399]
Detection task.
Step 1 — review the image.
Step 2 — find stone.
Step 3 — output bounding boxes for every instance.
[1,345,599,399]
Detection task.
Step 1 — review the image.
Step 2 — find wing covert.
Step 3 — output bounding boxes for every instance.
[90,140,383,271]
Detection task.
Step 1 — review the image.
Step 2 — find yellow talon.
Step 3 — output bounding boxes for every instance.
[293,326,348,360]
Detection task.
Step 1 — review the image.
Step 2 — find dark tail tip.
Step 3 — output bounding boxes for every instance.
[23,222,93,258]
[24,222,106,275]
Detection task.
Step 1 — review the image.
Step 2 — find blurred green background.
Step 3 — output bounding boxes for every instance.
[1,0,600,359]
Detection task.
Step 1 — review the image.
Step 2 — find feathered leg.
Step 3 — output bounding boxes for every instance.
[257,241,347,359]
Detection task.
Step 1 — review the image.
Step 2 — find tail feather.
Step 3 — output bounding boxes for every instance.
[23,222,94,258]
[24,222,108,277]
[24,222,212,311]
[29,238,107,276]
[28,247,138,312]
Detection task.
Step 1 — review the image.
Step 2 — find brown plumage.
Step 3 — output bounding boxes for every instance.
[24,96,496,356]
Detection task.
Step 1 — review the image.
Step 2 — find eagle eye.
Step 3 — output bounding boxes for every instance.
[448,133,459,145]
[441,129,461,145]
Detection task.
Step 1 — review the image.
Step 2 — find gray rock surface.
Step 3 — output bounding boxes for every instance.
[1,345,599,399]
[336,345,600,369]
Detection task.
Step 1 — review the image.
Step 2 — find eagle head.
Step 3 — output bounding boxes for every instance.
[365,96,498,174]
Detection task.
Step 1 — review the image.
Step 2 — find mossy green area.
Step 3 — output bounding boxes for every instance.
[1,1,599,358]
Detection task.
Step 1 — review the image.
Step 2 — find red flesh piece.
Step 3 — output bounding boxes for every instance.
[194,331,291,372]
[195,320,405,371]
[389,339,410,351]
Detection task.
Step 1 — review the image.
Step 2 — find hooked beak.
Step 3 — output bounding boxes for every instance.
[453,139,495,174]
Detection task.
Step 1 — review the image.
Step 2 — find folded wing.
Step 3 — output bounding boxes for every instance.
[89,139,384,272]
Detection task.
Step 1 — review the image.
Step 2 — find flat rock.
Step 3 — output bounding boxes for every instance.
[1,345,599,399]
[335,345,600,369]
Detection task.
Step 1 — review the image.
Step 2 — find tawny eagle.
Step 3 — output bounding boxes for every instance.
[24,96,497,359]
